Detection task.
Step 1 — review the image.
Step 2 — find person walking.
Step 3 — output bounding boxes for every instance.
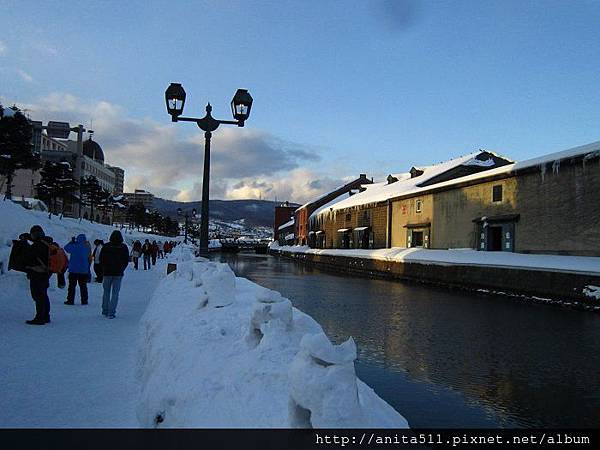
[158,241,164,259]
[131,240,141,270]
[99,230,129,319]
[151,240,158,266]
[92,239,104,283]
[64,234,91,305]
[22,225,51,325]
[142,239,152,270]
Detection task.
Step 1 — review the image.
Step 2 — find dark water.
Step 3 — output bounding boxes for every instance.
[212,252,600,428]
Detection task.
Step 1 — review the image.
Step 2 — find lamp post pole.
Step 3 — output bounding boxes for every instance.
[184,213,189,244]
[201,129,211,254]
[165,85,253,256]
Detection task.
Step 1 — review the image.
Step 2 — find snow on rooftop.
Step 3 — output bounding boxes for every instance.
[321,151,488,213]
[316,141,600,216]
[277,219,294,231]
[308,191,353,222]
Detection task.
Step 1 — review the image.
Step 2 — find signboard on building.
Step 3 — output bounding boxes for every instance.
[46,121,71,139]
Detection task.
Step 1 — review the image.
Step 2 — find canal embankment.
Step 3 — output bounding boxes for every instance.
[269,245,600,309]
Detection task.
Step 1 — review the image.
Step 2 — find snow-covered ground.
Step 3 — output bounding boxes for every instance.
[137,247,408,428]
[0,260,163,427]
[0,200,407,428]
[0,200,176,427]
[0,200,176,274]
[270,243,600,275]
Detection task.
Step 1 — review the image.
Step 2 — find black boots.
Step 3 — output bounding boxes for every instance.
[25,318,45,325]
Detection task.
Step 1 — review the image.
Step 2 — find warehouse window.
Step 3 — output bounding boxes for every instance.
[415,199,423,213]
[492,185,503,203]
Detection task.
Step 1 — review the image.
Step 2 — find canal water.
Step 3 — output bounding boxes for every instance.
[212,252,600,428]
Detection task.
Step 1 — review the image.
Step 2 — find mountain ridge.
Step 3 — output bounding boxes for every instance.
[153,198,299,228]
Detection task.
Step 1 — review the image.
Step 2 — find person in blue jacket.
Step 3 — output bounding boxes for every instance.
[64,234,91,305]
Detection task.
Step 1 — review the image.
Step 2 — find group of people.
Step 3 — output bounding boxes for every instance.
[129,239,175,270]
[9,225,147,325]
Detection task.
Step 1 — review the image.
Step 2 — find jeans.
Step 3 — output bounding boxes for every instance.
[102,276,123,316]
[143,254,151,270]
[30,273,50,321]
[67,273,89,304]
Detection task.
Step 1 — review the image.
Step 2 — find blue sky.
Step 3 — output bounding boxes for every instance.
[1,0,600,202]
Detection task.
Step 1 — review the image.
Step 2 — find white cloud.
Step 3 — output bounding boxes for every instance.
[14,92,356,204]
[16,69,33,83]
[175,168,355,205]
[0,40,6,56]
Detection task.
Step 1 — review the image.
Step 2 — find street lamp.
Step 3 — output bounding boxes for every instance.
[165,83,253,256]
[177,207,196,245]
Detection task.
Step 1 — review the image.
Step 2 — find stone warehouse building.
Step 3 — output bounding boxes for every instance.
[309,142,600,256]
[294,174,372,246]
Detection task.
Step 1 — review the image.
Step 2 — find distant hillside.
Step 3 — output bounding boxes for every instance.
[153,198,299,228]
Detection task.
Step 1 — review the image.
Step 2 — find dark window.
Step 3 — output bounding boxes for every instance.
[345,213,351,221]
[411,231,424,247]
[415,199,422,213]
[492,185,503,202]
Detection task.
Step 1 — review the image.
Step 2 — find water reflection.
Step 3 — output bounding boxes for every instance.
[213,253,600,428]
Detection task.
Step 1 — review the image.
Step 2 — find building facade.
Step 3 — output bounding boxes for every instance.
[107,165,125,194]
[310,144,600,257]
[273,201,296,241]
[294,174,372,246]
[123,189,154,210]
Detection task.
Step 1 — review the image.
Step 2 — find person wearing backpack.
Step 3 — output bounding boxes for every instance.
[64,234,91,305]
[21,225,51,325]
[43,236,68,289]
[100,230,129,319]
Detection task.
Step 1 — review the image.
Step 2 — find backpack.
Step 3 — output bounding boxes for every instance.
[8,240,30,273]
[48,244,68,274]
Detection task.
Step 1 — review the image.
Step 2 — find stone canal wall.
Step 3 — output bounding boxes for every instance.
[270,248,600,307]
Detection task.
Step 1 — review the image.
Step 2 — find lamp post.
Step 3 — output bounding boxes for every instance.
[177,207,196,244]
[165,83,253,256]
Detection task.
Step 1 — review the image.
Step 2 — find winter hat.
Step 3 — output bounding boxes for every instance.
[29,225,45,240]
[109,230,124,244]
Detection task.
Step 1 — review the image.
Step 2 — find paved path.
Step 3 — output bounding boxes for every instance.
[0,260,165,427]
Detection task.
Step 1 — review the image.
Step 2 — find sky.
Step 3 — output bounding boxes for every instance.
[1,0,600,203]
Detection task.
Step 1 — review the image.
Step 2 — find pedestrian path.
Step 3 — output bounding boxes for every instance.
[0,260,165,427]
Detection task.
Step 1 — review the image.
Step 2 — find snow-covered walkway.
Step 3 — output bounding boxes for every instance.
[0,260,165,427]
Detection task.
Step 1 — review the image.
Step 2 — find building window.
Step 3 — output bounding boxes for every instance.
[345,213,351,222]
[492,185,503,202]
[415,199,422,213]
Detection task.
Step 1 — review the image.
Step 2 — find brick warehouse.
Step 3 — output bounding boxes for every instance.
[308,142,600,256]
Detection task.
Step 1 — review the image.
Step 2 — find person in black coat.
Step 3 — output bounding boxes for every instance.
[99,230,129,319]
[141,239,152,270]
[23,225,51,325]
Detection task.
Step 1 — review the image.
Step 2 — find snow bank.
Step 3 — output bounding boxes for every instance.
[270,243,600,275]
[0,200,176,274]
[136,246,408,428]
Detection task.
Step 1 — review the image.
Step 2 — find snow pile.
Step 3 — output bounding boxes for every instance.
[270,243,600,275]
[583,285,600,300]
[0,200,176,274]
[136,247,408,428]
